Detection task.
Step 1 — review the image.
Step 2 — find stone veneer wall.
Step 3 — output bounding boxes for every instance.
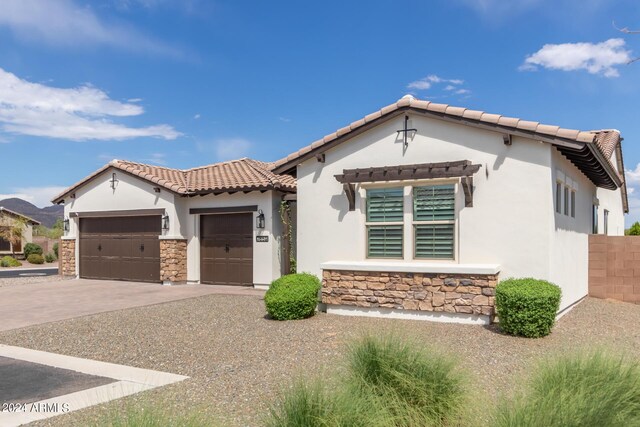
[160,239,187,284]
[59,239,76,277]
[322,270,498,317]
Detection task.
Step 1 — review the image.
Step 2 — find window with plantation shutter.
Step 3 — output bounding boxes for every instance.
[366,188,403,258]
[413,185,455,259]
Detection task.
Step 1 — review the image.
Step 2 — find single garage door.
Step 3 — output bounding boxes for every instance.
[79,216,161,283]
[200,213,253,286]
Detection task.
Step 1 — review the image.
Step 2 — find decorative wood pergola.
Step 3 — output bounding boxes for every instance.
[334,160,481,211]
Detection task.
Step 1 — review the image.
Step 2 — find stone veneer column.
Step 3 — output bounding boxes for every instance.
[322,270,498,318]
[160,239,187,284]
[59,239,76,277]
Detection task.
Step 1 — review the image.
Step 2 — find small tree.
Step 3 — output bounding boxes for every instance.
[0,218,25,257]
[627,222,640,236]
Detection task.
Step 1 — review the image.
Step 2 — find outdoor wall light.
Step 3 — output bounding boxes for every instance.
[63,218,70,232]
[162,214,170,231]
[256,210,265,229]
[153,187,161,193]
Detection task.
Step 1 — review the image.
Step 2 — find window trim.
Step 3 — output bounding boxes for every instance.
[592,204,599,234]
[570,190,576,218]
[563,185,569,216]
[604,209,609,235]
[412,184,456,260]
[555,181,562,214]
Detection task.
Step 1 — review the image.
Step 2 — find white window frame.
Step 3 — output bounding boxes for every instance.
[604,209,609,235]
[555,181,562,214]
[362,179,459,262]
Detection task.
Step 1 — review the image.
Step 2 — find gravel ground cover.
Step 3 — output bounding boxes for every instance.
[0,294,638,426]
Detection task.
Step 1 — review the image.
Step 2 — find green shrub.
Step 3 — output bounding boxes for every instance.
[496,278,561,338]
[53,242,59,258]
[264,273,321,320]
[0,256,21,267]
[27,253,44,264]
[44,252,56,263]
[266,380,337,427]
[23,243,43,259]
[346,335,468,426]
[494,352,640,427]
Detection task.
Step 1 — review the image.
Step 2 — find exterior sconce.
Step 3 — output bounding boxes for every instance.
[63,218,70,232]
[256,210,265,229]
[161,214,170,231]
[153,187,161,193]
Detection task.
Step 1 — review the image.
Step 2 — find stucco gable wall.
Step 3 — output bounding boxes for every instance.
[63,168,179,238]
[296,113,553,282]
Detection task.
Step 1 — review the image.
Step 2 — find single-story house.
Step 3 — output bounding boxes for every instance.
[0,207,40,256]
[54,95,628,324]
[271,95,628,324]
[52,158,295,287]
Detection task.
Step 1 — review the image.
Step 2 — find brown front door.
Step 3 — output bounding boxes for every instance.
[79,216,161,283]
[200,213,253,286]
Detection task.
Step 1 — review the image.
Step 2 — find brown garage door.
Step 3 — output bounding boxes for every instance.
[79,216,161,283]
[200,213,253,286]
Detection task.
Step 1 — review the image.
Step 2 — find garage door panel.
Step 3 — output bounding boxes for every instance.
[200,213,253,286]
[79,216,160,283]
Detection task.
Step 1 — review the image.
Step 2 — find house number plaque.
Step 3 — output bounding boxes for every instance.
[256,236,269,242]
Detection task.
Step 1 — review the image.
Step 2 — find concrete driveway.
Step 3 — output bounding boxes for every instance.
[0,278,264,332]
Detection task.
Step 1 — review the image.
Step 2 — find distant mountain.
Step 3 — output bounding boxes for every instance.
[0,198,63,228]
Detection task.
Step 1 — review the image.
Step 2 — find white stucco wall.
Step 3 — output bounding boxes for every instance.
[296,113,552,281]
[295,112,626,311]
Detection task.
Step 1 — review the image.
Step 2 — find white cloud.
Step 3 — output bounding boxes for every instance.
[0,0,180,57]
[407,79,432,90]
[407,75,465,92]
[0,186,68,207]
[625,164,640,227]
[521,38,632,78]
[453,0,543,19]
[212,138,252,162]
[193,113,201,120]
[141,153,167,165]
[0,67,180,141]
[278,117,291,123]
[455,89,471,95]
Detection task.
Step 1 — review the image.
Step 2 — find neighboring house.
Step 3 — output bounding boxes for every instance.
[0,207,40,256]
[54,95,628,324]
[52,158,295,286]
[272,95,628,324]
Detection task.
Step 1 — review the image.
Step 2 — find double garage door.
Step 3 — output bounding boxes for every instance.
[79,213,253,285]
[79,216,161,283]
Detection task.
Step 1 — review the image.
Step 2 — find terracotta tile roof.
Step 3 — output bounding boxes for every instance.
[272,96,623,176]
[52,158,296,203]
[185,158,296,194]
[593,129,621,159]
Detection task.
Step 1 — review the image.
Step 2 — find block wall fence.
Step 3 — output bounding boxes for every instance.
[589,235,640,304]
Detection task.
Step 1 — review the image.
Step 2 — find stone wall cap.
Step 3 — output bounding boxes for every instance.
[320,261,500,275]
[159,236,188,240]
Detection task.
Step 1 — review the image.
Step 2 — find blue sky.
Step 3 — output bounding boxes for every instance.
[0,0,639,225]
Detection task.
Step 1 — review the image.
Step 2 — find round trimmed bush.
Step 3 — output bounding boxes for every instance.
[44,252,56,263]
[265,273,321,320]
[23,243,43,259]
[0,256,21,267]
[496,278,561,338]
[27,253,44,265]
